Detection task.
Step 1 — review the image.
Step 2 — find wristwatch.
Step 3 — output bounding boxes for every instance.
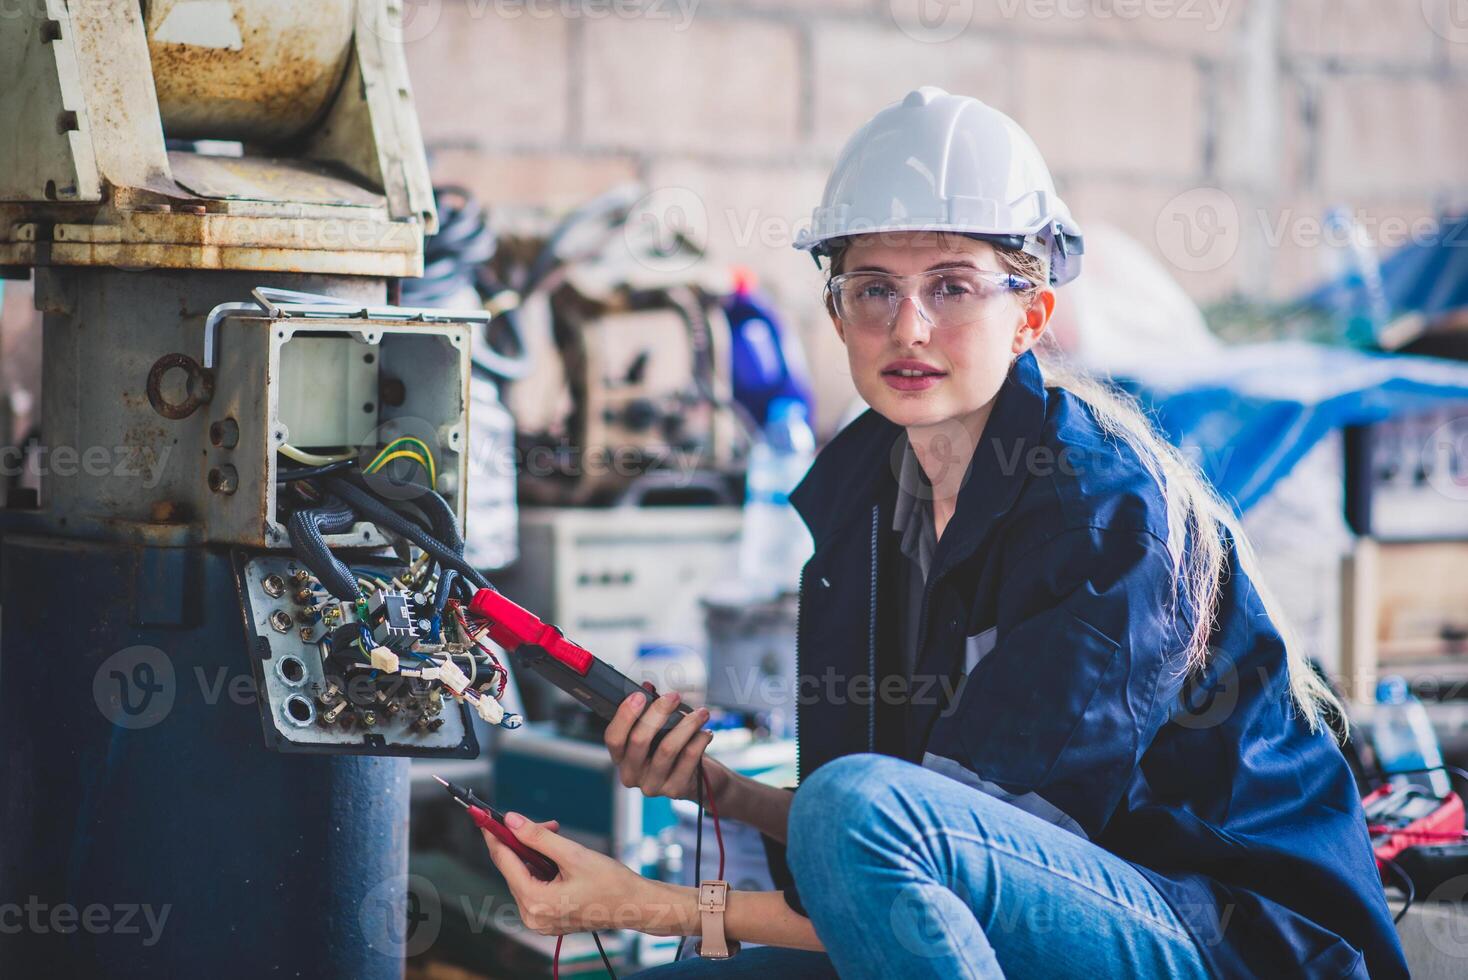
[695,880,740,959]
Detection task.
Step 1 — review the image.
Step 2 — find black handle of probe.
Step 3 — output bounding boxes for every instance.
[512,643,693,748]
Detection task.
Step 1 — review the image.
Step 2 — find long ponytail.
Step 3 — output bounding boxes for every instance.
[1035,353,1344,733]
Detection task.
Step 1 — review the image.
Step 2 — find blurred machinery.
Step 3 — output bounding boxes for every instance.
[495,506,742,721]
[401,185,527,571]
[0,4,494,976]
[702,587,799,738]
[1335,227,1468,753]
[490,188,748,507]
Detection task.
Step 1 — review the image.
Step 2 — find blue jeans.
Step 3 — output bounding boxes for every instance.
[632,754,1211,979]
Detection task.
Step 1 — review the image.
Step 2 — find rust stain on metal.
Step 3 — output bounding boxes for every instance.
[149,500,189,524]
[148,1,355,143]
[146,352,214,420]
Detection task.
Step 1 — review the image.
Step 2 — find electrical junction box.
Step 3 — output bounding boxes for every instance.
[206,306,472,548]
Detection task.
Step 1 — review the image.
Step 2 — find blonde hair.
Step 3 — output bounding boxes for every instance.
[826,236,1344,733]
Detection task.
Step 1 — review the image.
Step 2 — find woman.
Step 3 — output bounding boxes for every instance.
[481,88,1408,979]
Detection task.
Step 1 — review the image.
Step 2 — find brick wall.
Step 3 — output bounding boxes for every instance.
[399,0,1468,430]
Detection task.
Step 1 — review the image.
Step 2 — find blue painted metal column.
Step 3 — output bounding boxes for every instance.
[0,535,412,978]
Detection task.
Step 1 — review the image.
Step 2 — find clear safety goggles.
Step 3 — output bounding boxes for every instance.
[826,267,1034,331]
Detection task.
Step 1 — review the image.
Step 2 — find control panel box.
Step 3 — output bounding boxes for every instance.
[208,311,471,548]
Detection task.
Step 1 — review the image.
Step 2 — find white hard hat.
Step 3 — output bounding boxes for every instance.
[795,86,1084,285]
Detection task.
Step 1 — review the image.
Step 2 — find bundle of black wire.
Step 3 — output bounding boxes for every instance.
[400,186,497,308]
[282,461,489,604]
[329,477,487,589]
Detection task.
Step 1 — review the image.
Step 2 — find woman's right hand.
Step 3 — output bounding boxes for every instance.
[604,690,731,806]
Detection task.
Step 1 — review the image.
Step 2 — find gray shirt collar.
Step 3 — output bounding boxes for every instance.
[893,436,938,580]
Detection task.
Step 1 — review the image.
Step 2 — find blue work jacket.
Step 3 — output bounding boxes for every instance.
[783,351,1408,979]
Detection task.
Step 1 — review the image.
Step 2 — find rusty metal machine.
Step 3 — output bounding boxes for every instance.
[0,3,486,976]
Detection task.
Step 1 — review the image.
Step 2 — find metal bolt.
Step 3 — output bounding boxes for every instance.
[298,627,314,642]
[362,711,377,727]
[269,610,292,633]
[262,574,286,598]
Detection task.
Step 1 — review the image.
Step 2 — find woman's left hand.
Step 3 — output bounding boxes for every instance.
[481,812,672,936]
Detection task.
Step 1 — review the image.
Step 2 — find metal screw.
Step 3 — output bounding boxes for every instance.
[362,711,377,727]
[298,627,314,642]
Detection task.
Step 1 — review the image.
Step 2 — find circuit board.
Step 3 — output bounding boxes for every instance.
[235,553,503,757]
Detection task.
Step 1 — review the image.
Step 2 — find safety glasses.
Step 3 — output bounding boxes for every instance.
[826,266,1034,331]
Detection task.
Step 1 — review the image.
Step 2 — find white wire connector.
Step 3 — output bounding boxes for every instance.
[437,658,471,695]
[370,646,400,673]
[473,695,505,725]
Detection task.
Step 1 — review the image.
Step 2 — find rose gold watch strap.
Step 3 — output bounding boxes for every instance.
[697,880,731,958]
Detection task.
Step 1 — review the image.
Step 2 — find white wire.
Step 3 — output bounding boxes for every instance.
[279,444,355,465]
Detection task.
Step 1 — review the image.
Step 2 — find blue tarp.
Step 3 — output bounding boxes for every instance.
[1121,343,1468,513]
[1302,214,1468,324]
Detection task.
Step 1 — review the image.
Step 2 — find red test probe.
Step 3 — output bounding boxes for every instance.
[433,774,559,882]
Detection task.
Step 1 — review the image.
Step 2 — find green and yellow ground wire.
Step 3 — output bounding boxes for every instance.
[364,435,437,487]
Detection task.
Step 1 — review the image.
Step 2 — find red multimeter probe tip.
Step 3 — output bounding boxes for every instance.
[433,775,559,882]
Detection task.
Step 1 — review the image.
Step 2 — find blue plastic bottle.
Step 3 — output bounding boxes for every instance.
[739,398,816,594]
[1372,676,1451,798]
[723,267,814,428]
